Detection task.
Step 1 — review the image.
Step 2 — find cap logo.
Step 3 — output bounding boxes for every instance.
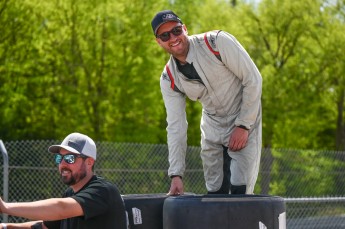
[163,13,176,20]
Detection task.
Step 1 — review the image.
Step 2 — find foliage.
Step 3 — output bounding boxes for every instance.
[1,0,344,151]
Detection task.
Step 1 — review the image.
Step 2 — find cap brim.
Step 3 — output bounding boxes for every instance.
[48,145,81,155]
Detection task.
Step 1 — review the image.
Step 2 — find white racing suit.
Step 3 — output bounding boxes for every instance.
[160,31,262,194]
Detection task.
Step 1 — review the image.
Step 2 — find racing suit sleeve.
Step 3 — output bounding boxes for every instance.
[217,31,262,129]
[160,68,188,177]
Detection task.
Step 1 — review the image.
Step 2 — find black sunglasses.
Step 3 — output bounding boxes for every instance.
[55,154,87,165]
[156,25,183,42]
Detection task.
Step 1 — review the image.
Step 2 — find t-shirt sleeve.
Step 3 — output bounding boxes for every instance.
[43,220,60,229]
[71,181,114,220]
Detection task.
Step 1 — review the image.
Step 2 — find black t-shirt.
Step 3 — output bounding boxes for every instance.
[44,176,127,229]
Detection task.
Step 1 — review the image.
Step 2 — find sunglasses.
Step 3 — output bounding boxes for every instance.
[156,25,183,42]
[55,154,87,165]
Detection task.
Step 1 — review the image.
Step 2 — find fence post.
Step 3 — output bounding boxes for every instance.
[0,140,9,223]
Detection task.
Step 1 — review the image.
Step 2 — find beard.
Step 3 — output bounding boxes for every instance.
[159,36,189,61]
[60,163,87,186]
[166,41,189,59]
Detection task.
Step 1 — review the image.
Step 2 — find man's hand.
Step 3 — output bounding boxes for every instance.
[167,176,184,196]
[229,126,249,151]
[0,197,6,214]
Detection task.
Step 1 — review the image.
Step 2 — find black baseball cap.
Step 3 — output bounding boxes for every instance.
[151,10,183,36]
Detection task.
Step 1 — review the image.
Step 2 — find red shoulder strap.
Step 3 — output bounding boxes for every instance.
[204,32,220,56]
[165,64,175,90]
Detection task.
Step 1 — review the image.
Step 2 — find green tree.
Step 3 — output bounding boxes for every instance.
[0,0,50,140]
[0,0,344,155]
[231,0,345,193]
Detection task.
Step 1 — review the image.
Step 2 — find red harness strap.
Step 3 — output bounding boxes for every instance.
[165,64,175,90]
[204,32,220,56]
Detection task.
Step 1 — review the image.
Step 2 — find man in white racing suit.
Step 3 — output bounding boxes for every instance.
[151,10,262,195]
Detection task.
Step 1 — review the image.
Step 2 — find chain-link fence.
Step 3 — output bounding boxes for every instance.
[1,140,345,228]
[286,197,345,228]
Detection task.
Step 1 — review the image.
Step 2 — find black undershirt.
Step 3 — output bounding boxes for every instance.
[176,60,202,82]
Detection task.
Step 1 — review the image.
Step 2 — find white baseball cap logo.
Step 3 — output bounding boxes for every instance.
[163,14,176,20]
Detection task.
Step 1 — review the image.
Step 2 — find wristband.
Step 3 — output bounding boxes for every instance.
[31,222,43,229]
[170,175,182,179]
[237,125,249,130]
[1,223,7,229]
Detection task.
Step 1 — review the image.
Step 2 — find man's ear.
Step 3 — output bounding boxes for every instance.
[86,158,95,166]
[155,37,164,47]
[183,24,188,35]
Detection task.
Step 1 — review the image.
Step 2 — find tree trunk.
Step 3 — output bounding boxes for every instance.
[336,89,345,150]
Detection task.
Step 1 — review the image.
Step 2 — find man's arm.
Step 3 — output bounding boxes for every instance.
[1,221,47,229]
[0,197,83,221]
[160,66,187,195]
[160,68,188,178]
[217,31,262,129]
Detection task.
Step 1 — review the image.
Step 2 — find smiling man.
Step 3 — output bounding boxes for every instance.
[152,10,262,196]
[0,133,127,229]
